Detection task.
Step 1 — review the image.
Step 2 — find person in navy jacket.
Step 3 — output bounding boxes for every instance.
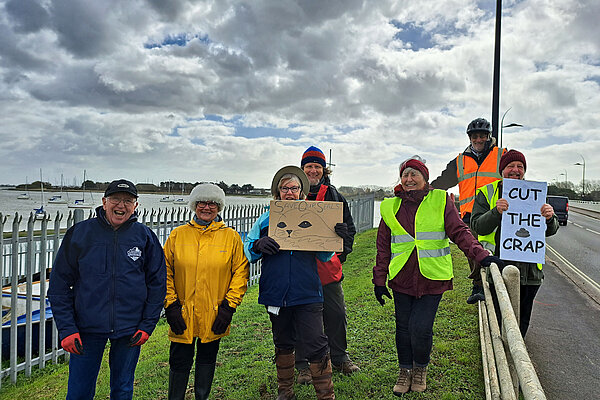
[48,179,166,400]
[244,166,340,400]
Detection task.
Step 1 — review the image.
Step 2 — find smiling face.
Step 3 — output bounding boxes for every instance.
[502,161,526,180]
[469,131,489,153]
[102,193,138,229]
[278,177,302,200]
[303,162,324,186]
[401,167,427,191]
[195,201,219,223]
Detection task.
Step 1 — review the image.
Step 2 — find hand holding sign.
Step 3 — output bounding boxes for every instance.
[496,198,509,214]
[540,204,555,220]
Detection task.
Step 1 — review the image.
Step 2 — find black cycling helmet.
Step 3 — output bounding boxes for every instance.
[466,118,492,136]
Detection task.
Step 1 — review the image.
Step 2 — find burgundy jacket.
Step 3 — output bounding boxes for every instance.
[372,185,489,298]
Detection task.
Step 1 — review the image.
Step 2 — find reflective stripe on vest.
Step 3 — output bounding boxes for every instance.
[477,181,542,270]
[456,147,506,217]
[380,190,453,281]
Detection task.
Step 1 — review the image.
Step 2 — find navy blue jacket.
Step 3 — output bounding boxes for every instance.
[244,211,332,307]
[48,207,166,340]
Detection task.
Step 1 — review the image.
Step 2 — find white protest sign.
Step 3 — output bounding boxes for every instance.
[268,200,343,252]
[499,179,548,264]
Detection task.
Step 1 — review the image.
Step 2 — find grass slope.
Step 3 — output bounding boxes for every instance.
[0,229,483,399]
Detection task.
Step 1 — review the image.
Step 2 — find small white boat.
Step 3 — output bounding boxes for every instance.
[160,196,174,203]
[49,174,69,204]
[68,170,95,209]
[48,195,68,204]
[33,169,47,220]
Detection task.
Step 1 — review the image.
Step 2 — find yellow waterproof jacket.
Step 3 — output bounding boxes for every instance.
[164,218,249,344]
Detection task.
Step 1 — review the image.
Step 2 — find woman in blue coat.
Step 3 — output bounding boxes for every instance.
[244,165,340,400]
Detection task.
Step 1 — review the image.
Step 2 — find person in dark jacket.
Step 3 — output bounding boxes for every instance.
[373,158,501,395]
[470,150,559,337]
[244,165,342,400]
[48,179,166,400]
[430,118,506,304]
[295,146,359,384]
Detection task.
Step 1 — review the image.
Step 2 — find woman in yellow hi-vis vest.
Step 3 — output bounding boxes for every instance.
[373,157,501,396]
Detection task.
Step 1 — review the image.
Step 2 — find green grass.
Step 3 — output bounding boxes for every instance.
[0,229,484,399]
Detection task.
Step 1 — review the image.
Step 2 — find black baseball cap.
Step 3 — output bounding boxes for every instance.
[104,179,138,198]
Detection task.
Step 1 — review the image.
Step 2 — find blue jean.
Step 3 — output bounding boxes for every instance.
[66,334,141,400]
[393,292,442,369]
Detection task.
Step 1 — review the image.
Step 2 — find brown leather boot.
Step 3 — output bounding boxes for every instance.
[274,349,296,400]
[392,368,411,396]
[309,354,335,400]
[410,366,427,393]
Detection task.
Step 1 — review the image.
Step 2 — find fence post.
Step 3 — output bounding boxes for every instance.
[73,209,84,225]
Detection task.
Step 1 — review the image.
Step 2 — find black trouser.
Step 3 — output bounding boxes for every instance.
[392,291,442,369]
[269,302,329,362]
[169,339,221,373]
[296,281,348,367]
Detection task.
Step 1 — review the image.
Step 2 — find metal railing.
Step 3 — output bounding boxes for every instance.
[479,264,546,399]
[0,194,374,386]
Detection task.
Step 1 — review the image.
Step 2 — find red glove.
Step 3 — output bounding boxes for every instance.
[61,333,84,355]
[129,330,149,346]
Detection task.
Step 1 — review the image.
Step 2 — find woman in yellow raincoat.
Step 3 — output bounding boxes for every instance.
[163,183,249,400]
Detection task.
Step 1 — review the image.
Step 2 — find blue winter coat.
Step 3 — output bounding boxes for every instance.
[244,211,333,307]
[48,207,166,340]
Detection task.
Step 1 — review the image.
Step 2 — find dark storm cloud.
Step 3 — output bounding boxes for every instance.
[5,0,50,33]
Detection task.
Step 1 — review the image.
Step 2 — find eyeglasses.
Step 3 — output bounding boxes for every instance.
[280,186,301,193]
[107,197,136,206]
[197,201,219,210]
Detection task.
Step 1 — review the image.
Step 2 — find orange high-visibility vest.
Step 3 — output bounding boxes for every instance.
[456,146,506,217]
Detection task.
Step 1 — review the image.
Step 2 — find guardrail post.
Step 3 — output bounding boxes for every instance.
[73,209,84,224]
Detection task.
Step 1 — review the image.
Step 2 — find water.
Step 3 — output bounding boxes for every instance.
[0,189,269,232]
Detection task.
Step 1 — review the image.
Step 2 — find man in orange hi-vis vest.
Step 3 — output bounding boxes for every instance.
[431,118,506,304]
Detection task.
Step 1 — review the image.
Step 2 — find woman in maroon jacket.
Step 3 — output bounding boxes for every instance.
[372,157,500,396]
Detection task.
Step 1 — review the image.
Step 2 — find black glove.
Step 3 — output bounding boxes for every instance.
[480,256,505,270]
[211,299,236,335]
[374,286,392,306]
[337,252,347,264]
[334,223,350,242]
[165,300,187,335]
[253,236,280,255]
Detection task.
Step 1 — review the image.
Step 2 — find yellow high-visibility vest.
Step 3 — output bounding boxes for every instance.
[380,190,453,280]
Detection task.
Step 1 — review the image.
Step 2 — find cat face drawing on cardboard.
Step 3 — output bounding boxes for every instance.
[272,207,339,250]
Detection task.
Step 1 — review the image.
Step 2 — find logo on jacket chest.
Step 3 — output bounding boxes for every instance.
[127,247,142,261]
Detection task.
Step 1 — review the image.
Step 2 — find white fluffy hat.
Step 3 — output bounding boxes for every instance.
[188,183,226,213]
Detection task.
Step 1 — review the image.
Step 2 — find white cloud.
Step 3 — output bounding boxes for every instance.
[0,0,598,192]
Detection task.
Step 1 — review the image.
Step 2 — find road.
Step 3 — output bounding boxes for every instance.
[525,210,600,400]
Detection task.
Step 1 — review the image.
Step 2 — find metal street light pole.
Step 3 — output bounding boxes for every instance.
[499,107,523,148]
[574,155,586,199]
[491,0,502,144]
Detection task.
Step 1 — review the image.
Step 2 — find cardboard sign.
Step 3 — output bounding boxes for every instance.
[268,200,343,252]
[499,179,548,264]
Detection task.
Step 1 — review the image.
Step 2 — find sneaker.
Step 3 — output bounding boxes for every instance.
[392,368,411,396]
[332,359,361,375]
[296,367,312,385]
[410,366,427,392]
[466,284,485,304]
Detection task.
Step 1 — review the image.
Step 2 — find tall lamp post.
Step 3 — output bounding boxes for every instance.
[499,107,523,148]
[574,155,586,199]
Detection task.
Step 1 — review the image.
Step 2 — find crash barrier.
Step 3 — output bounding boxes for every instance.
[479,264,546,400]
[0,193,374,386]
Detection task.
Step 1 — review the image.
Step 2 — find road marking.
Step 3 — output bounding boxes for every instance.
[547,245,600,292]
[587,228,600,236]
[572,223,583,229]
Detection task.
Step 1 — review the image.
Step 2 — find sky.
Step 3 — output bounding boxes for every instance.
[1,0,599,192]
